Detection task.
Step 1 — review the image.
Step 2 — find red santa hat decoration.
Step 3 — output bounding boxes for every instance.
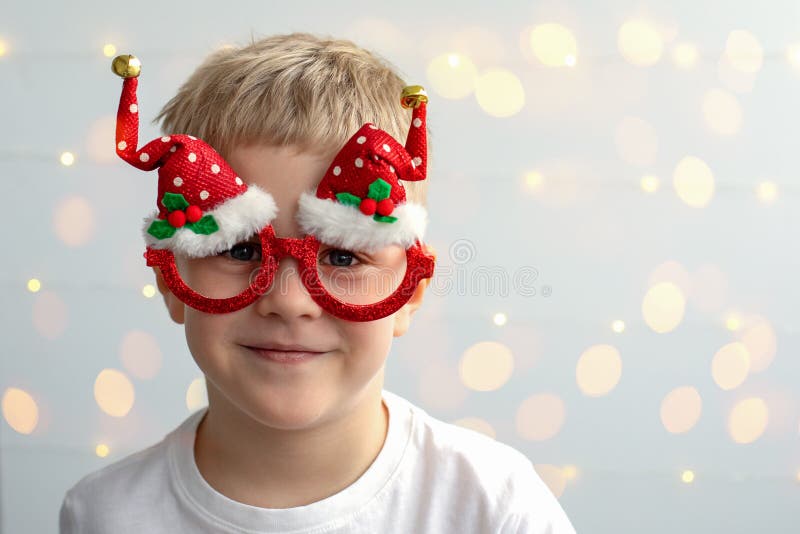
[296,86,429,253]
[111,54,277,258]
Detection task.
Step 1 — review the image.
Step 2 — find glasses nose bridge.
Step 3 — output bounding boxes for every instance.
[270,235,308,261]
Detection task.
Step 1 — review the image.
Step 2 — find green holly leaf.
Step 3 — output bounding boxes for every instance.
[185,215,219,235]
[373,214,397,224]
[367,178,392,201]
[147,219,178,239]
[335,192,362,206]
[162,192,190,212]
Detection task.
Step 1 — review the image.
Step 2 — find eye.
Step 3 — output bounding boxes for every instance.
[324,249,361,267]
[224,242,261,262]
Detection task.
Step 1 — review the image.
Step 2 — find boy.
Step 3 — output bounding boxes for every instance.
[59,33,576,533]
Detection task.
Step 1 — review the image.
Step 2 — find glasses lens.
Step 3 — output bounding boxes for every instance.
[315,243,408,305]
[173,238,267,300]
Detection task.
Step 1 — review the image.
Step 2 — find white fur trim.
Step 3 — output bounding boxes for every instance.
[142,185,277,257]
[296,192,427,252]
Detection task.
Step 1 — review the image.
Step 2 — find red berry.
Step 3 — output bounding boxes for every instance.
[359,198,377,215]
[185,205,203,223]
[168,210,186,228]
[376,198,394,216]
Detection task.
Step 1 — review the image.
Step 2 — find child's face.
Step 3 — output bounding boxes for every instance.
[156,144,425,430]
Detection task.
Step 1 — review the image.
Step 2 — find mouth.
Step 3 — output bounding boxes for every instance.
[242,344,329,365]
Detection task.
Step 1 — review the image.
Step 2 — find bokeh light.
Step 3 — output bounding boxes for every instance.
[673,156,715,208]
[726,313,742,332]
[688,263,728,314]
[95,443,110,458]
[728,397,769,444]
[523,170,545,192]
[516,393,566,441]
[492,312,508,326]
[642,282,686,333]
[534,464,568,498]
[529,23,578,67]
[786,43,800,69]
[614,116,659,167]
[724,30,763,74]
[611,320,625,333]
[142,284,157,298]
[648,260,690,293]
[0,40,7,57]
[755,181,778,205]
[563,465,578,480]
[94,369,135,417]
[86,115,117,164]
[186,377,208,412]
[60,151,75,166]
[32,291,68,340]
[641,174,660,193]
[453,417,497,439]
[2,387,39,435]
[576,344,622,397]
[53,195,96,247]
[102,44,116,57]
[672,43,699,69]
[27,278,41,293]
[661,386,702,434]
[426,53,478,100]
[682,470,695,484]
[618,19,664,67]
[459,341,514,392]
[474,69,525,118]
[702,88,742,135]
[120,330,163,380]
[736,316,776,373]
[711,342,751,390]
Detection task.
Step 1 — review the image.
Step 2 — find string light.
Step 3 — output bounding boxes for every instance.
[681,470,695,483]
[59,151,75,166]
[27,279,41,293]
[142,284,157,298]
[102,44,116,58]
[95,444,110,458]
[611,320,625,333]
[493,312,508,326]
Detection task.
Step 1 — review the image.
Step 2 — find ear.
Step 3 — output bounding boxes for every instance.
[153,267,185,325]
[392,243,436,337]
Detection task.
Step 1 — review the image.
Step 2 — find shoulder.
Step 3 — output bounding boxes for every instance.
[60,413,197,533]
[387,392,576,533]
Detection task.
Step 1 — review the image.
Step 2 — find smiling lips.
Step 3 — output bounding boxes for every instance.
[244,343,328,364]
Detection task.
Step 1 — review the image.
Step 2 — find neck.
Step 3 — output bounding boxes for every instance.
[193,382,389,509]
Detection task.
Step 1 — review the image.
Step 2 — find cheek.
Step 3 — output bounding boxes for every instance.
[183,309,233,368]
[339,316,395,361]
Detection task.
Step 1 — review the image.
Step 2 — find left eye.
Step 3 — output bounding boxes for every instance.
[224,242,261,262]
[324,249,360,267]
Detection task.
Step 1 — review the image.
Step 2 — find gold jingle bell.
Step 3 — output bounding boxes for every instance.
[401,85,428,109]
[111,55,142,79]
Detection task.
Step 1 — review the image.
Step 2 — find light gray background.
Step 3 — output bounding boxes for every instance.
[2,0,799,532]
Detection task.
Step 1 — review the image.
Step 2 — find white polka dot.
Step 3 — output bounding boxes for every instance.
[139,153,150,163]
[235,177,243,186]
[129,104,138,113]
[413,118,422,128]
[357,136,367,144]
[211,164,220,174]
[199,190,209,200]
[188,135,197,140]
[369,124,379,130]
[333,166,341,176]
[173,177,183,187]
[117,141,127,150]
[170,146,177,153]
[161,136,171,142]
[355,158,363,168]
[383,144,391,152]
[188,153,197,163]
[389,165,395,173]
[412,156,422,167]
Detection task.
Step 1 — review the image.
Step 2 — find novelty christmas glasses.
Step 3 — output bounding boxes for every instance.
[111,54,435,321]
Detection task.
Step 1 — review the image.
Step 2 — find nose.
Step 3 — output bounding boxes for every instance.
[252,237,324,321]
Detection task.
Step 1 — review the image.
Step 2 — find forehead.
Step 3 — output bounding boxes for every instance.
[225,144,334,237]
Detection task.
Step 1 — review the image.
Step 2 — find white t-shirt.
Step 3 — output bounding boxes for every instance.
[60,390,576,533]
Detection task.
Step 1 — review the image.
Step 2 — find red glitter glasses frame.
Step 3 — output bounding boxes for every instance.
[145,225,436,322]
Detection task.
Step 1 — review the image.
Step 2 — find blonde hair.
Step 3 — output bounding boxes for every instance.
[154,32,428,204]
